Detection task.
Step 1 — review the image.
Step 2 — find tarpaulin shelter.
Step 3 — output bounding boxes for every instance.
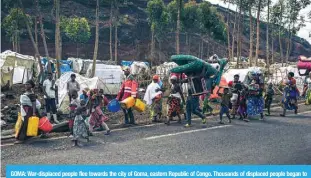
[267,65,305,92]
[121,60,149,67]
[0,50,39,86]
[56,72,122,114]
[156,62,178,76]
[85,64,123,83]
[120,61,150,75]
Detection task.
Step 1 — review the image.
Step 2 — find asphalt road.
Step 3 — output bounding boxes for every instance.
[1,104,311,176]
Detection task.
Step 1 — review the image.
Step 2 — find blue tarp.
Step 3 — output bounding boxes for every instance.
[121,60,150,67]
[41,57,56,73]
[59,60,72,74]
[40,58,72,74]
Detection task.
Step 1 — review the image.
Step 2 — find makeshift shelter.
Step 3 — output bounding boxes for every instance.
[120,61,150,75]
[56,72,122,114]
[85,64,123,83]
[68,58,117,74]
[0,50,39,86]
[156,62,178,76]
[267,66,305,92]
[223,69,250,82]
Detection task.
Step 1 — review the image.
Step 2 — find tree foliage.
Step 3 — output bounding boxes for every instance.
[147,0,168,39]
[3,8,31,41]
[199,2,227,41]
[63,17,91,44]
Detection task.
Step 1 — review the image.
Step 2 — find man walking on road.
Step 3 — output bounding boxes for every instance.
[117,67,138,125]
[43,73,60,124]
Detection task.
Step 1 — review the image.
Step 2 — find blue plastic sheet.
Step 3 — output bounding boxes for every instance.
[121,60,150,67]
[59,60,72,74]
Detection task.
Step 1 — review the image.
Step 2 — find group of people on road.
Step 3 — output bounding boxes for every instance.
[15,65,310,146]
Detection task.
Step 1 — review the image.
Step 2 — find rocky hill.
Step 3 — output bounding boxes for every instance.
[1,0,311,64]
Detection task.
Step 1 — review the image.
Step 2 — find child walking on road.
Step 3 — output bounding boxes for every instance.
[69,91,80,137]
[72,100,89,147]
[265,83,275,116]
[217,87,232,124]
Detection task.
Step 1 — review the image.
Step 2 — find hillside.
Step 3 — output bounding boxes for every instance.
[1,0,311,64]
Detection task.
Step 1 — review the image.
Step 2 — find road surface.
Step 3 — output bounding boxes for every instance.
[1,104,311,176]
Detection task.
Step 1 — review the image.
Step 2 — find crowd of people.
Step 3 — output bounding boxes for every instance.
[14,65,310,146]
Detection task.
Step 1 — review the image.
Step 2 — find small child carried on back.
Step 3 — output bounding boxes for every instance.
[217,86,232,124]
[265,83,275,116]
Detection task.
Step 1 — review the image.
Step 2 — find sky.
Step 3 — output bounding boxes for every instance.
[206,0,311,44]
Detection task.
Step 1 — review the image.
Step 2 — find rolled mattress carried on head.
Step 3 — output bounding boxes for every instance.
[297,60,311,70]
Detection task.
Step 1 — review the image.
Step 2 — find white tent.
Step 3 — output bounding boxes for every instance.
[156,62,178,76]
[0,50,39,86]
[86,64,124,84]
[56,72,122,114]
[268,66,305,92]
[130,62,149,75]
[223,69,251,82]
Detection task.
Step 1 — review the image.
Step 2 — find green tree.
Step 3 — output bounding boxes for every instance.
[91,0,100,78]
[284,0,310,63]
[167,0,184,54]
[199,2,227,42]
[271,0,286,66]
[147,0,168,66]
[183,0,201,54]
[63,17,91,57]
[3,8,29,52]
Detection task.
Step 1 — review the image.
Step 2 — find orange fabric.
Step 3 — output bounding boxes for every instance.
[209,76,228,99]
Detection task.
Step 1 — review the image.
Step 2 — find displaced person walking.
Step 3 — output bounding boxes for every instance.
[117,67,138,125]
[166,76,185,125]
[67,74,80,103]
[245,72,265,122]
[15,80,41,144]
[303,72,311,105]
[72,100,89,147]
[69,91,80,137]
[228,74,243,119]
[144,75,164,122]
[265,83,275,116]
[43,73,60,124]
[217,87,232,124]
[89,89,110,135]
[280,72,299,117]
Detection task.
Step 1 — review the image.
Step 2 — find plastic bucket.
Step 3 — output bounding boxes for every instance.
[39,117,53,133]
[107,99,121,112]
[120,97,135,109]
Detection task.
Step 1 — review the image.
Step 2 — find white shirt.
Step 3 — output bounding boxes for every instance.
[43,79,56,98]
